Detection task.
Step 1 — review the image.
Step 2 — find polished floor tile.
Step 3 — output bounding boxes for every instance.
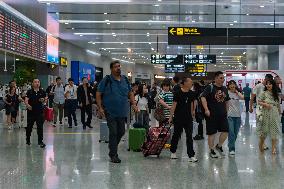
[0,111,284,189]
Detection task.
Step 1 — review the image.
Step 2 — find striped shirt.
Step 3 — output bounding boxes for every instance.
[158,91,174,118]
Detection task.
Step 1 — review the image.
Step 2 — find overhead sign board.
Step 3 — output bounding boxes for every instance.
[164,64,185,73]
[151,54,216,65]
[184,54,216,64]
[185,63,207,73]
[168,27,284,45]
[151,54,183,64]
[191,72,208,77]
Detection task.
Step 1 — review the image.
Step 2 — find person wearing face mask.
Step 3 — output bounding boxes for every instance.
[227,80,244,156]
[257,79,281,154]
[77,77,93,130]
[134,84,150,130]
[96,60,138,163]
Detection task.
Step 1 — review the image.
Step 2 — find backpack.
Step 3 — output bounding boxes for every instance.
[104,75,130,91]
[154,92,166,123]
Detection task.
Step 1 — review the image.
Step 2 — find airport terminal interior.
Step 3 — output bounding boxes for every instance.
[1,0,284,188]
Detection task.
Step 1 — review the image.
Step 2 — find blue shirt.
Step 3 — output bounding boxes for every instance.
[98,75,131,118]
[243,86,252,98]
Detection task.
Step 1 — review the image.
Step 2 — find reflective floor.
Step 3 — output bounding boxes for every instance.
[0,111,284,189]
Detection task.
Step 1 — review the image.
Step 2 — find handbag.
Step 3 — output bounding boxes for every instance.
[0,99,4,111]
[154,102,166,122]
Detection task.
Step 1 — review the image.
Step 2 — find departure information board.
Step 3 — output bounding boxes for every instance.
[0,7,47,61]
[184,55,216,64]
[151,54,183,64]
[164,64,185,73]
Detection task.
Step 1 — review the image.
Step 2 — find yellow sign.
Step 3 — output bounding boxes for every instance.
[177,28,184,35]
[60,57,68,67]
[196,45,204,50]
[169,27,201,36]
[187,64,206,73]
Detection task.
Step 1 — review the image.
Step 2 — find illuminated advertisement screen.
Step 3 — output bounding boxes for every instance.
[71,61,96,84]
[47,35,59,64]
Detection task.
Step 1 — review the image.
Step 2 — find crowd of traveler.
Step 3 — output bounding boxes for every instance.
[0,60,283,164]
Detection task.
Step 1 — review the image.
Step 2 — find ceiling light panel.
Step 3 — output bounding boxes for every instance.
[38,0,131,3]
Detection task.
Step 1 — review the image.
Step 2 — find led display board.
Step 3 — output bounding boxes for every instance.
[0,7,47,60]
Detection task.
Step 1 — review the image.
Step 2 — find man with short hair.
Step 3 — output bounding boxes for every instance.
[96,60,138,163]
[52,77,65,127]
[172,76,180,94]
[65,78,78,128]
[77,77,93,130]
[243,83,252,112]
[25,79,47,148]
[169,77,198,162]
[201,71,230,158]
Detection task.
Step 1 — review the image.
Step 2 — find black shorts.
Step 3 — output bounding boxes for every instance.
[205,115,229,135]
[5,107,17,118]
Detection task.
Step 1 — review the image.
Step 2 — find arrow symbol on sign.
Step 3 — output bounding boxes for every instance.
[152,60,155,63]
[169,28,176,35]
[152,55,155,58]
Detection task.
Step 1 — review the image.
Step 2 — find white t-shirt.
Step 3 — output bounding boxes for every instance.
[135,95,148,111]
[228,91,241,117]
[252,83,265,104]
[65,85,78,100]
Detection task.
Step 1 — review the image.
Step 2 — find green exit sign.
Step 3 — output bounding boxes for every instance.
[21,33,29,39]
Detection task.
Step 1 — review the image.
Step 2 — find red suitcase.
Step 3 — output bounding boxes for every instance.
[44,107,53,122]
[142,124,171,157]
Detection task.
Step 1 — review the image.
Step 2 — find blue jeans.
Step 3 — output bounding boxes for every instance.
[228,117,241,152]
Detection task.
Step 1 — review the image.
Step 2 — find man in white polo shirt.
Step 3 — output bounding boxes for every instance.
[65,78,78,128]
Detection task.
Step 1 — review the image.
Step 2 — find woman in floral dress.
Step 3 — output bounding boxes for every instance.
[257,79,281,154]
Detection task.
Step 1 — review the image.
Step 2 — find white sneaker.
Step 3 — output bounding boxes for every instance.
[216,145,226,156]
[188,156,198,163]
[210,149,219,158]
[229,151,235,156]
[171,153,178,159]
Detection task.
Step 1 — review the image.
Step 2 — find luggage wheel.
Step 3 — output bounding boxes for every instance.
[144,153,148,157]
[99,140,102,143]
[127,148,130,151]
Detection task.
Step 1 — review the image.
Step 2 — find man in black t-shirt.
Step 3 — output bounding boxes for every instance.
[169,77,198,162]
[172,76,181,94]
[25,79,47,148]
[200,71,230,158]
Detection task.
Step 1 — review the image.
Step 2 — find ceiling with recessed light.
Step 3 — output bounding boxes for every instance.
[38,0,283,70]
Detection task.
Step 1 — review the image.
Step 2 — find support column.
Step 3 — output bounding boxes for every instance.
[246,49,257,70]
[279,45,284,73]
[258,46,268,70]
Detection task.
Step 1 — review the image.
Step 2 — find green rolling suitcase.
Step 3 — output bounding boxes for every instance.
[128,128,146,152]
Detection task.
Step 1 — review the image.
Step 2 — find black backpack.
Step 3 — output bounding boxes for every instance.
[104,75,130,91]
